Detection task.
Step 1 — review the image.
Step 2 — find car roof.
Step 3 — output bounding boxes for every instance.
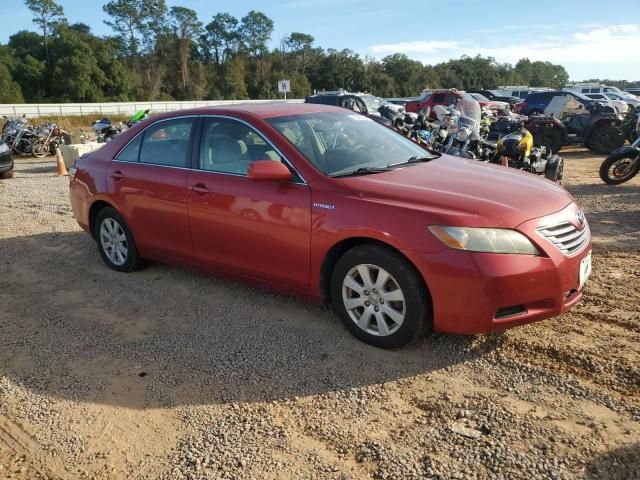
[145,103,344,121]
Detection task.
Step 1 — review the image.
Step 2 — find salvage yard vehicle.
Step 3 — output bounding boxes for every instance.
[0,138,13,179]
[523,92,625,155]
[468,90,521,107]
[599,116,640,185]
[490,119,564,183]
[69,104,592,349]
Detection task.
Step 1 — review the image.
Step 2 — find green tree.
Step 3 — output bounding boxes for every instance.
[223,56,248,99]
[24,0,64,70]
[169,6,203,92]
[0,47,24,103]
[204,13,238,65]
[239,11,273,57]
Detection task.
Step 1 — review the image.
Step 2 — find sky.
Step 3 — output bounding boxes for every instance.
[1,0,640,81]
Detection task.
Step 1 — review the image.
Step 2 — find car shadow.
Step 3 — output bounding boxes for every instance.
[584,443,640,480]
[0,231,503,409]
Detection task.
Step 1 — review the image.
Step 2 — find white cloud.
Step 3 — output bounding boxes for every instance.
[370,40,460,56]
[366,24,640,79]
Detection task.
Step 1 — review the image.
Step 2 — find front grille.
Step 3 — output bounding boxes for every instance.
[537,221,590,256]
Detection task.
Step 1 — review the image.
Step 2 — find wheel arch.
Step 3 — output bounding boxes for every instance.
[88,199,117,240]
[318,236,432,308]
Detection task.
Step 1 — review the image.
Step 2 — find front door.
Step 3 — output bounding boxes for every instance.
[187,117,311,289]
[107,117,196,261]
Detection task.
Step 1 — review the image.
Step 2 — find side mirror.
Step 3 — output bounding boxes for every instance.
[247,160,293,182]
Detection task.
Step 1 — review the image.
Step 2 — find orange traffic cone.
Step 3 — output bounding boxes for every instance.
[55,146,68,176]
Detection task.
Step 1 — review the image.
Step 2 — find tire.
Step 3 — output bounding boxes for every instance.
[544,155,564,184]
[31,139,49,158]
[586,125,625,155]
[95,207,143,272]
[0,169,14,179]
[534,127,564,154]
[599,149,640,185]
[330,244,430,349]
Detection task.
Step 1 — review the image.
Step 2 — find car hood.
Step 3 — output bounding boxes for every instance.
[338,156,574,228]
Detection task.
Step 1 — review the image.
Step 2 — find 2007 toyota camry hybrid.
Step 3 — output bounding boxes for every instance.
[69,104,592,348]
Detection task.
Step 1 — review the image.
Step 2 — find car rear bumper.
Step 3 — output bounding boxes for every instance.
[404,204,591,334]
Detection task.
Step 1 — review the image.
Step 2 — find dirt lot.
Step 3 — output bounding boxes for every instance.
[0,148,638,480]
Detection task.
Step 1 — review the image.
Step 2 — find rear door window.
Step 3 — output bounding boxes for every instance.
[116,135,143,162]
[139,118,194,168]
[432,93,446,104]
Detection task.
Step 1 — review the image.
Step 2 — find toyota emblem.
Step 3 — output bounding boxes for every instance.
[576,209,586,227]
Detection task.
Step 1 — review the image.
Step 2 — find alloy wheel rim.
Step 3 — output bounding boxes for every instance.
[342,264,406,337]
[99,218,128,266]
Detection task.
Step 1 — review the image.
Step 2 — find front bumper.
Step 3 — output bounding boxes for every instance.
[405,204,591,334]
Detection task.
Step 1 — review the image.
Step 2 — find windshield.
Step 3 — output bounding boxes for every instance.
[267,111,436,177]
[471,93,489,102]
[360,95,386,114]
[569,91,593,101]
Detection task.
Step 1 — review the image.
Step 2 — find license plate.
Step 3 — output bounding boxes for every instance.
[579,251,592,289]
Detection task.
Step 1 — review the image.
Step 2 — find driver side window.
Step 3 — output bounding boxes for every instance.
[199,118,283,175]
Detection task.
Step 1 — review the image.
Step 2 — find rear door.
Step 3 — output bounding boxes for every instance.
[107,117,196,260]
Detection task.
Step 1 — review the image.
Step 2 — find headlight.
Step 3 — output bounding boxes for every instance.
[429,226,540,255]
[455,128,470,142]
[0,143,8,154]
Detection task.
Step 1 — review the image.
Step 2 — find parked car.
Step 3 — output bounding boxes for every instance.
[584,93,629,114]
[0,138,13,179]
[563,83,637,100]
[624,87,640,97]
[69,104,592,349]
[494,86,553,100]
[469,90,521,107]
[517,90,601,116]
[468,93,511,114]
[306,91,403,125]
[404,89,481,117]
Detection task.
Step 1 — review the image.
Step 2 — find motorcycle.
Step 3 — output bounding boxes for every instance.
[599,115,640,185]
[490,120,564,184]
[127,109,151,128]
[93,118,125,143]
[31,123,68,158]
[2,117,37,156]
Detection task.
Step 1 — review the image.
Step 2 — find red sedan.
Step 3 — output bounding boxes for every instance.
[69,104,592,348]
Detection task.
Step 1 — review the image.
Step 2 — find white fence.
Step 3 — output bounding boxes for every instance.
[0,99,304,118]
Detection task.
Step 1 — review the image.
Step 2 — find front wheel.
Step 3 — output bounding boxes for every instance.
[95,207,143,272]
[587,125,625,155]
[599,149,640,185]
[330,244,430,349]
[31,139,49,158]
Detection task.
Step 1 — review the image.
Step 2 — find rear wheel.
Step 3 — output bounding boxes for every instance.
[330,244,430,349]
[534,127,564,153]
[95,207,143,272]
[599,150,640,185]
[587,125,625,154]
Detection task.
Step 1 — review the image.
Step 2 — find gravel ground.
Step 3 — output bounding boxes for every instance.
[0,148,638,480]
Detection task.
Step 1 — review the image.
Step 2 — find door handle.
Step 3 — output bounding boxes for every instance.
[188,183,210,195]
[111,170,124,180]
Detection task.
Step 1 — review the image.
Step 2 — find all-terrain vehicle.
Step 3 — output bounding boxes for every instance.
[527,97,625,155]
[489,119,564,184]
